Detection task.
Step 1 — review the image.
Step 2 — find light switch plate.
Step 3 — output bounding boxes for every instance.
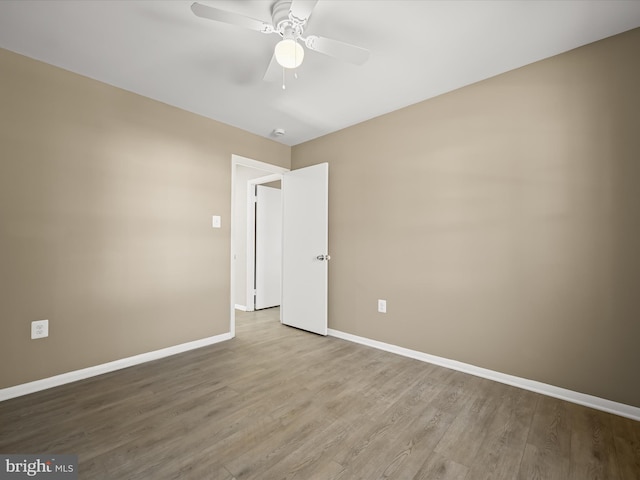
[378,299,387,313]
[212,215,221,228]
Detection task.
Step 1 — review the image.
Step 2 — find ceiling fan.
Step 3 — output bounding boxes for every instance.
[191,0,370,81]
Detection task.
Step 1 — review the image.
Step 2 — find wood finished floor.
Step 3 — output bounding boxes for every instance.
[1,308,639,479]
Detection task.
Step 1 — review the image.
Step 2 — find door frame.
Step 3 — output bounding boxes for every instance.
[246,173,283,312]
[230,155,288,337]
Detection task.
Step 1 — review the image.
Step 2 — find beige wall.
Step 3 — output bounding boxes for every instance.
[0,48,290,389]
[3,27,639,409]
[292,28,640,407]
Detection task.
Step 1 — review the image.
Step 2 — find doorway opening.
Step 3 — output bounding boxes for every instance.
[230,155,288,337]
[248,176,282,312]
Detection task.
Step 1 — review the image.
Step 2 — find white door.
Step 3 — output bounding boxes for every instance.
[281,163,329,335]
[255,185,282,310]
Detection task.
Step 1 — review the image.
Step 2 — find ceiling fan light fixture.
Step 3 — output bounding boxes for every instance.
[275,38,304,69]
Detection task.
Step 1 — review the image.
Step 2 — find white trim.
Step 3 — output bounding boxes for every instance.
[231,155,289,174]
[249,173,282,185]
[234,304,248,311]
[0,332,232,402]
[327,328,640,421]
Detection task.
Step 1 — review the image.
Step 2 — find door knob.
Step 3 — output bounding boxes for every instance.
[316,254,331,261]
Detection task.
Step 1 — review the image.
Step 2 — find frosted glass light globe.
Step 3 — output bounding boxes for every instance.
[275,39,304,69]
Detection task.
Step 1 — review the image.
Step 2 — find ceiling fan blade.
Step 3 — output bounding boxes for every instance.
[263,53,281,82]
[304,35,370,65]
[289,0,319,22]
[191,2,274,34]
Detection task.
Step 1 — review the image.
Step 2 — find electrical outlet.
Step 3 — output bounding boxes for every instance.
[31,319,49,339]
[378,299,387,313]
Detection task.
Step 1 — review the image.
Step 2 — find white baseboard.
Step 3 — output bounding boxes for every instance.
[0,332,233,402]
[328,328,640,421]
[234,304,248,311]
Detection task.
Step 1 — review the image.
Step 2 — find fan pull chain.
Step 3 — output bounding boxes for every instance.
[282,67,286,90]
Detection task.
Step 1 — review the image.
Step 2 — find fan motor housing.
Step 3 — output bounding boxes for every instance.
[272,0,301,34]
[272,0,292,24]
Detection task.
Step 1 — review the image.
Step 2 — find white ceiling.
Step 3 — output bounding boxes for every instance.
[1,0,639,146]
